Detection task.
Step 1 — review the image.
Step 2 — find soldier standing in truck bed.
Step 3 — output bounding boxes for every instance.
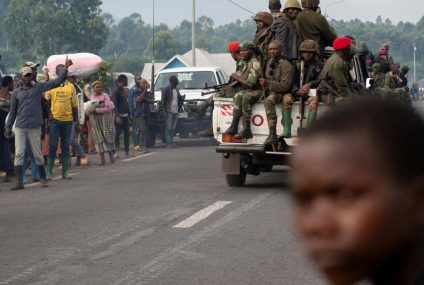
[225,42,263,139]
[261,40,294,144]
[272,0,302,61]
[293,40,323,128]
[318,37,356,103]
[295,0,337,57]
[268,0,284,19]
[253,12,274,71]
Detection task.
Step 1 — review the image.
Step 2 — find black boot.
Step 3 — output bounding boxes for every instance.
[10,166,24,191]
[235,119,253,139]
[264,127,278,144]
[225,116,240,135]
[38,165,49,188]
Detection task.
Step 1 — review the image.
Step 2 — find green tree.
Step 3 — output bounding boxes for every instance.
[147,30,179,61]
[4,0,108,57]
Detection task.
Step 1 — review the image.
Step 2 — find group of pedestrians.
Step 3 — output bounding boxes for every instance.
[0,58,181,191]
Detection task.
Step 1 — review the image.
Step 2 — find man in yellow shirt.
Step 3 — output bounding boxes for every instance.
[44,64,78,179]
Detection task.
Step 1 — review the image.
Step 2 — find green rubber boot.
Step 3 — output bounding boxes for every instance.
[306,111,317,128]
[282,110,292,138]
[47,158,54,180]
[61,157,72,179]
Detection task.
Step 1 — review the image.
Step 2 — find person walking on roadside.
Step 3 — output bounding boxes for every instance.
[134,79,154,153]
[162,76,183,149]
[0,76,15,185]
[128,76,142,151]
[88,81,116,166]
[44,66,79,180]
[5,58,73,190]
[111,74,134,158]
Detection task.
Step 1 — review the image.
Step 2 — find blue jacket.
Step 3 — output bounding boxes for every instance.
[6,70,68,129]
[128,85,138,117]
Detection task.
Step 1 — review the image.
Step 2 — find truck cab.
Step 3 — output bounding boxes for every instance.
[147,66,228,147]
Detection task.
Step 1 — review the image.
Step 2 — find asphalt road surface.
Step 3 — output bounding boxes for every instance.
[0,138,325,285]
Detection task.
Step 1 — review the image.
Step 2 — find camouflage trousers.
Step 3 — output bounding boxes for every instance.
[233,89,263,118]
[263,93,292,128]
[307,94,346,112]
[204,86,241,108]
[384,88,411,105]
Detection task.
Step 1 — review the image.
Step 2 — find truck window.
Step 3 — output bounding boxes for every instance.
[217,70,229,85]
[155,71,218,90]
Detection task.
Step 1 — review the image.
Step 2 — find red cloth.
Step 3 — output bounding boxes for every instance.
[228,42,240,53]
[333,37,352,51]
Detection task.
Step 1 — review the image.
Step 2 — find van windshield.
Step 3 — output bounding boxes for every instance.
[155,71,217,91]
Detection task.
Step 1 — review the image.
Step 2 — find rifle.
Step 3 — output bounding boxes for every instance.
[298,60,305,132]
[201,83,229,96]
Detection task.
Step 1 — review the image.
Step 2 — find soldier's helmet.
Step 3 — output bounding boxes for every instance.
[254,12,274,26]
[284,0,302,11]
[401,65,410,72]
[299,40,319,53]
[301,0,320,8]
[372,63,381,71]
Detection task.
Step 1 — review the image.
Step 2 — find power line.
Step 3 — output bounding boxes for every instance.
[226,0,255,15]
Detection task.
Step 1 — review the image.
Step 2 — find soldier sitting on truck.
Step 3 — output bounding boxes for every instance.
[369,63,385,97]
[318,36,356,104]
[185,42,242,137]
[384,64,411,105]
[292,40,323,128]
[225,42,263,139]
[260,40,294,144]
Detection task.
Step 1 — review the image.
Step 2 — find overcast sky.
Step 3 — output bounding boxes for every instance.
[101,0,423,27]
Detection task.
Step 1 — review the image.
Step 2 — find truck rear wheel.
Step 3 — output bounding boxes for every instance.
[225,169,246,187]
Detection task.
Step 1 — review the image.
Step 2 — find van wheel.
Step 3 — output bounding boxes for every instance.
[225,169,246,187]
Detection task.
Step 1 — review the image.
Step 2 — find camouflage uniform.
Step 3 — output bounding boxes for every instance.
[253,12,274,70]
[232,57,263,119]
[263,57,294,142]
[295,7,337,56]
[318,53,354,103]
[369,63,385,97]
[384,72,411,105]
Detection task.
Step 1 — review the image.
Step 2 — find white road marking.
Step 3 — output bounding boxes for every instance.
[173,201,232,229]
[122,152,157,162]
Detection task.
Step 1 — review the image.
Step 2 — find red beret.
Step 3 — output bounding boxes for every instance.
[228,42,240,53]
[333,37,353,51]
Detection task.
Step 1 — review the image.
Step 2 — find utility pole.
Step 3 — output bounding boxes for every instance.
[151,0,155,92]
[413,35,424,83]
[192,0,196,66]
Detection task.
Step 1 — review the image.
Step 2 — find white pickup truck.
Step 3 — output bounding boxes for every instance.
[213,98,313,187]
[213,54,366,187]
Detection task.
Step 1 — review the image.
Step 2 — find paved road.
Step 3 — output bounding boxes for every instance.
[0,139,325,285]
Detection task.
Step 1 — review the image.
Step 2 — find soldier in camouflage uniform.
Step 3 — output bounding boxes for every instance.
[318,37,356,103]
[260,41,294,143]
[293,40,323,128]
[253,12,274,71]
[185,42,242,136]
[225,42,263,139]
[272,0,302,61]
[268,0,284,19]
[384,64,411,105]
[295,0,337,57]
[369,63,385,97]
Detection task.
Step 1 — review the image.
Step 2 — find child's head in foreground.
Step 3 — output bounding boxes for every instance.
[291,98,424,285]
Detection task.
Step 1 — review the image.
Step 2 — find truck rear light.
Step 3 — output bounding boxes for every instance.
[222,134,243,143]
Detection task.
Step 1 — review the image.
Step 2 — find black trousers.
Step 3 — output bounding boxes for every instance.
[115,116,130,153]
